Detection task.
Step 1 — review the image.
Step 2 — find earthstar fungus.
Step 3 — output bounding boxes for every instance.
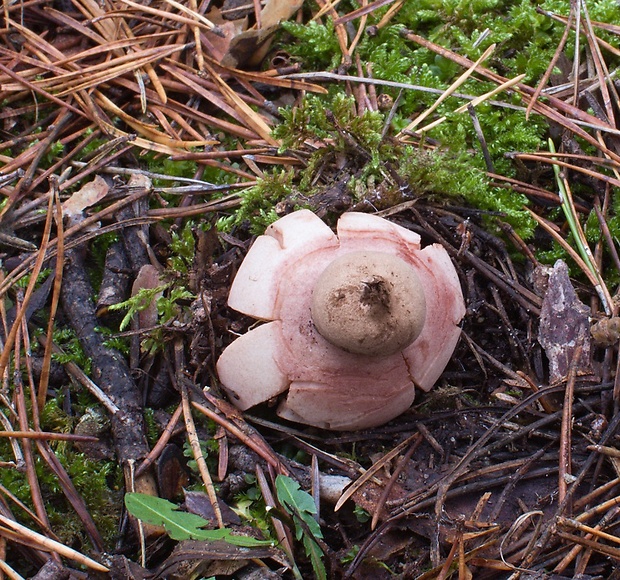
[216,210,465,430]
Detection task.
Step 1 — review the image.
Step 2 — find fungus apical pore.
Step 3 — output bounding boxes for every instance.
[216,210,465,430]
[311,251,426,357]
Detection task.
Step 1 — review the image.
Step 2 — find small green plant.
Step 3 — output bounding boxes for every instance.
[106,281,193,355]
[108,284,193,328]
[341,544,360,565]
[182,437,218,476]
[124,492,274,546]
[275,475,326,580]
[159,286,194,321]
[353,505,370,523]
[169,222,197,274]
[232,474,274,536]
[108,285,169,332]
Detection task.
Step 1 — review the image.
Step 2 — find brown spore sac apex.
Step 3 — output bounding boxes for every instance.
[311,251,427,357]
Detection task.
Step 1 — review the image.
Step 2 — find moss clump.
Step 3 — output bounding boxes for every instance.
[0,399,121,549]
[270,0,619,233]
[398,147,535,237]
[52,327,92,375]
[280,19,342,70]
[276,94,536,237]
[217,170,295,234]
[275,93,384,153]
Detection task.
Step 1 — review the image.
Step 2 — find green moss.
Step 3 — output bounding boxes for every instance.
[582,198,620,288]
[42,140,65,166]
[143,407,160,448]
[270,1,590,238]
[59,452,120,542]
[275,0,618,175]
[217,170,295,234]
[148,156,197,182]
[52,327,92,375]
[276,93,383,150]
[0,399,120,548]
[399,147,535,236]
[253,0,620,271]
[89,232,118,293]
[280,20,342,70]
[584,191,620,246]
[169,221,197,274]
[273,92,536,237]
[40,398,74,433]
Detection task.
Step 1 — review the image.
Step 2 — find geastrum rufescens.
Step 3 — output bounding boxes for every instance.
[216,210,465,430]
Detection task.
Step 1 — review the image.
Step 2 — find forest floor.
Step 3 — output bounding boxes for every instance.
[2,1,620,579]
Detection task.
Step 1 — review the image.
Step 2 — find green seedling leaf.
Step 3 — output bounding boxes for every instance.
[275,476,326,580]
[275,475,322,540]
[124,493,273,547]
[303,535,327,580]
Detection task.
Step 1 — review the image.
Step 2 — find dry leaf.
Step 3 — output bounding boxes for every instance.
[132,264,163,330]
[61,175,109,222]
[205,0,304,68]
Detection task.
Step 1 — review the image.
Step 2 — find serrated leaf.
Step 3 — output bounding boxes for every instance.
[303,535,327,580]
[275,475,322,539]
[124,492,208,540]
[275,476,326,580]
[124,493,272,547]
[275,475,317,515]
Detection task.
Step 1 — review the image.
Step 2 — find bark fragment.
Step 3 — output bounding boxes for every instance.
[538,260,594,384]
[61,246,156,495]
